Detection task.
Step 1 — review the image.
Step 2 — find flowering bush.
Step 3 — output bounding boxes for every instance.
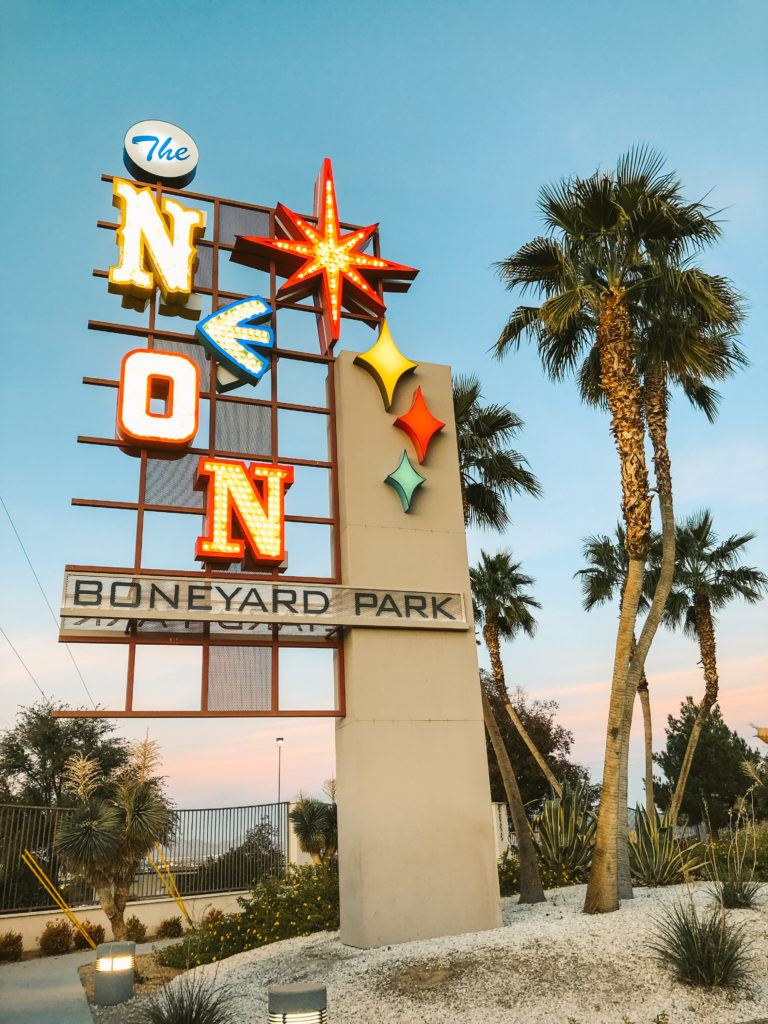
[156,864,339,968]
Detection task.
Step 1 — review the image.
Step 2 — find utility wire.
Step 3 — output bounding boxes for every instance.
[0,494,97,708]
[0,624,49,700]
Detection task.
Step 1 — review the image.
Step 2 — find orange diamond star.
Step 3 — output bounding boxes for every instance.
[393,387,445,463]
[231,159,418,354]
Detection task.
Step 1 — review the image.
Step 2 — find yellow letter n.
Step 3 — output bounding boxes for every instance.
[195,458,294,567]
[108,178,206,305]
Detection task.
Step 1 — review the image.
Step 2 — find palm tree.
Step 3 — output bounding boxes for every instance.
[650,511,767,826]
[55,740,174,939]
[453,373,541,530]
[472,550,544,903]
[495,147,730,912]
[288,796,337,864]
[576,525,657,819]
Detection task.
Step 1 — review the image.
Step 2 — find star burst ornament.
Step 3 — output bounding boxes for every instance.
[394,387,445,462]
[231,159,418,353]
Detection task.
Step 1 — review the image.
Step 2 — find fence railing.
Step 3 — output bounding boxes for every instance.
[0,801,288,914]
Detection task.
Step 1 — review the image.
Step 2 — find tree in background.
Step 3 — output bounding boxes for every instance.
[482,673,595,809]
[453,373,541,531]
[288,795,337,865]
[654,700,767,831]
[0,702,129,806]
[495,148,734,912]
[55,739,174,939]
[650,511,767,826]
[472,551,544,903]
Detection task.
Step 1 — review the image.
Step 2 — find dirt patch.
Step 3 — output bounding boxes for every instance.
[381,955,478,1000]
[79,952,182,1004]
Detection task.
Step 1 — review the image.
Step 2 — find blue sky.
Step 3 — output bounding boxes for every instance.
[1,0,766,806]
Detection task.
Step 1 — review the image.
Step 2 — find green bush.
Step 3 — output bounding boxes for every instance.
[156,915,184,939]
[533,783,596,883]
[650,902,753,988]
[498,847,584,896]
[0,931,23,962]
[713,872,763,910]
[73,921,105,949]
[125,915,147,943]
[39,920,74,956]
[135,972,234,1024]
[156,864,339,968]
[630,806,704,886]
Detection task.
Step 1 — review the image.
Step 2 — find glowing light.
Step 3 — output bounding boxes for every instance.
[108,178,206,304]
[231,159,418,353]
[116,349,199,448]
[384,450,425,512]
[195,296,274,392]
[353,320,418,410]
[196,458,294,566]
[393,387,445,462]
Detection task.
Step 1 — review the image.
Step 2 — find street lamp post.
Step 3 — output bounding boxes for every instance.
[276,736,284,803]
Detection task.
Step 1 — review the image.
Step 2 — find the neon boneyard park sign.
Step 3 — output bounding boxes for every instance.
[57,120,462,718]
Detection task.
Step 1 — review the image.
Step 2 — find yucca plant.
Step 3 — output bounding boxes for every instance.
[136,972,234,1024]
[651,901,753,988]
[533,783,596,882]
[629,805,704,886]
[55,740,174,939]
[288,796,337,864]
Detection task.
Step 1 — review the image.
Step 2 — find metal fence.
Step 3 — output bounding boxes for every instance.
[0,802,288,914]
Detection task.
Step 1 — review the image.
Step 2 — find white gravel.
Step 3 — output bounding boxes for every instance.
[189,883,767,1024]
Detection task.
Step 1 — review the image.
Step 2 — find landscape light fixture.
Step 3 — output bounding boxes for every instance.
[268,983,328,1023]
[94,941,136,1006]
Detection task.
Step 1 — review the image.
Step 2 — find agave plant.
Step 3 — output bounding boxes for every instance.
[532,784,596,883]
[629,805,704,886]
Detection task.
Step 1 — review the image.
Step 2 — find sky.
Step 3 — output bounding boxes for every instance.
[0,0,766,809]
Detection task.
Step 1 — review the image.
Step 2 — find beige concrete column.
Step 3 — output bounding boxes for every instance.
[334,349,501,947]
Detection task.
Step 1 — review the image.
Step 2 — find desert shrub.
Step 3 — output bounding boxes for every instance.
[156,915,184,939]
[650,902,753,988]
[202,908,225,926]
[532,783,596,883]
[125,915,147,943]
[630,806,704,886]
[156,864,339,968]
[0,931,23,962]
[39,920,74,956]
[498,849,520,896]
[73,920,105,949]
[135,971,234,1024]
[713,872,763,910]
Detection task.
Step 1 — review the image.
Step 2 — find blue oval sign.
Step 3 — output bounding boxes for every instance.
[123,120,198,186]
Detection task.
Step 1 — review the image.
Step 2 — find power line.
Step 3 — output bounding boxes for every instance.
[0,494,96,709]
[0,624,49,700]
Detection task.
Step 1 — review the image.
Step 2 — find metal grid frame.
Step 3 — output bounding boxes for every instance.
[60,174,387,718]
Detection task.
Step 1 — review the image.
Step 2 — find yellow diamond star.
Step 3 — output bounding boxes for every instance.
[353,320,418,410]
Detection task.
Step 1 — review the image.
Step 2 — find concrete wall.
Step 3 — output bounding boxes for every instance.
[0,890,247,951]
[334,349,501,947]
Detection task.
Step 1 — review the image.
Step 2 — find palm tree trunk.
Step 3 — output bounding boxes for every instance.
[506,703,562,797]
[617,368,676,898]
[584,293,652,914]
[667,594,719,827]
[481,690,544,903]
[638,675,655,819]
[483,621,510,703]
[97,886,127,940]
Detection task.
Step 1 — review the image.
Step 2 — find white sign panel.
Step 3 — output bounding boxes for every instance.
[123,120,199,185]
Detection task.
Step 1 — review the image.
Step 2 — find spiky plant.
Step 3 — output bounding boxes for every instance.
[533,783,596,882]
[288,797,337,864]
[650,902,753,988]
[629,805,704,886]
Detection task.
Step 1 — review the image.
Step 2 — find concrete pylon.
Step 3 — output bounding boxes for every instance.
[334,350,501,947]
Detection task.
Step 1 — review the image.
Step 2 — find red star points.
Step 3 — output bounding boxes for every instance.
[393,387,445,463]
[231,159,418,353]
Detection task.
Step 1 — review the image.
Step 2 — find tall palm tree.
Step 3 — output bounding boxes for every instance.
[453,373,541,530]
[576,525,657,819]
[650,511,767,826]
[472,550,544,903]
[495,147,730,912]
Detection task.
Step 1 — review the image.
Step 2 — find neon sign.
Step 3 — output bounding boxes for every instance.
[195,296,274,392]
[116,349,200,449]
[108,177,205,306]
[195,458,294,567]
[232,159,419,354]
[123,120,199,186]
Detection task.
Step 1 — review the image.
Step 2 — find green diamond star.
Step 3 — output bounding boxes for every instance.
[384,450,426,512]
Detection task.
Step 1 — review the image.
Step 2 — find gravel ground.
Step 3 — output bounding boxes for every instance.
[180,883,768,1024]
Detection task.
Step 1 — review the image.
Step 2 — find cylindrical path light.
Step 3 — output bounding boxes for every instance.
[94,940,136,1005]
[268,983,328,1023]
